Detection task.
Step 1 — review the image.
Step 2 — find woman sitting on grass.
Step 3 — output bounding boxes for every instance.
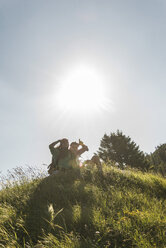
[69,140,89,169]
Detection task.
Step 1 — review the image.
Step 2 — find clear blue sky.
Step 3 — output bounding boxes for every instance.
[1,0,166,174]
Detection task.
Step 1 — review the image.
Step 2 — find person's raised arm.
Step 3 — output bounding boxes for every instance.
[49,140,60,152]
[77,145,89,156]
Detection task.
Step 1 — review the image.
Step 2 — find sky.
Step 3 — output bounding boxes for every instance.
[0,0,166,174]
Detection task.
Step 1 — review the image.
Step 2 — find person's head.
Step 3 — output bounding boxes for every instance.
[70,142,79,151]
[60,138,69,149]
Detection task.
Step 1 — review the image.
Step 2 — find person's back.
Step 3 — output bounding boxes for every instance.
[57,149,73,170]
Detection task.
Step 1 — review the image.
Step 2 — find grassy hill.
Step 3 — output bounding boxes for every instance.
[0,165,166,248]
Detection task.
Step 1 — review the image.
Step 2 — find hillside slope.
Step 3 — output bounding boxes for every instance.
[0,165,166,248]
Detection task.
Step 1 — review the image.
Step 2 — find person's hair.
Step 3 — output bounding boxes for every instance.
[59,139,69,149]
[70,142,79,147]
[61,138,68,143]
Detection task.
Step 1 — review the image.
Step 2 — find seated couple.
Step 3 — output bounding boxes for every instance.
[48,138,88,175]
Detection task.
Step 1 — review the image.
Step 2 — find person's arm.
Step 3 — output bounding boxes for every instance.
[77,145,89,156]
[49,140,60,154]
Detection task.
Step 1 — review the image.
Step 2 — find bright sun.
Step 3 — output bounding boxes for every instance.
[56,65,110,114]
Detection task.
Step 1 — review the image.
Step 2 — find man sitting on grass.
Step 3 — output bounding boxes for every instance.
[48,138,70,174]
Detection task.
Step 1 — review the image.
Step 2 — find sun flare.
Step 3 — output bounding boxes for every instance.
[56,65,110,114]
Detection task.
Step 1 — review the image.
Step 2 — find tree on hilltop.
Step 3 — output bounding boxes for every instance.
[98,130,149,170]
[148,143,166,176]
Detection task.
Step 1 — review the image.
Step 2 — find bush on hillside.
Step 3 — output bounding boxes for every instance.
[147,144,166,176]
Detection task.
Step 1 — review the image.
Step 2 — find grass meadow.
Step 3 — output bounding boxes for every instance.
[0,164,166,247]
